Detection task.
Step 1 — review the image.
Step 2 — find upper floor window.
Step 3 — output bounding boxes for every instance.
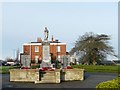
[35,46,39,52]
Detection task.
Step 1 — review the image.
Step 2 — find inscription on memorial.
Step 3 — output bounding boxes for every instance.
[43,45,50,61]
[21,55,31,68]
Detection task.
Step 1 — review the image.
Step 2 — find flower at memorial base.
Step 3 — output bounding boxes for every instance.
[21,67,29,69]
[40,68,44,71]
[66,66,73,69]
[49,69,54,71]
[40,67,49,71]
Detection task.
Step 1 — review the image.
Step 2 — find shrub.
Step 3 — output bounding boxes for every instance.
[96,77,120,89]
[31,65,40,69]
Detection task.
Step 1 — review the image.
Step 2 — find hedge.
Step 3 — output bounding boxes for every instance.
[96,77,120,89]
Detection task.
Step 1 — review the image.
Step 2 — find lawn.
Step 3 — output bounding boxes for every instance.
[0,65,119,74]
[71,65,120,73]
[0,66,20,74]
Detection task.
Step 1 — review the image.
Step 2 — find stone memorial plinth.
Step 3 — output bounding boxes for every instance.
[62,55,71,68]
[21,55,31,68]
[40,42,51,68]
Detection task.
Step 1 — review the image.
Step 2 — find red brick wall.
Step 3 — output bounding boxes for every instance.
[23,44,66,62]
[31,45,42,61]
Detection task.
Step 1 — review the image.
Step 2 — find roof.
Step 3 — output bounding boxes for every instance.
[23,42,66,45]
[113,60,120,64]
[23,41,66,45]
[100,61,114,64]
[30,40,61,43]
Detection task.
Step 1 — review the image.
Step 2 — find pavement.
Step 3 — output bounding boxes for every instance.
[1,72,118,88]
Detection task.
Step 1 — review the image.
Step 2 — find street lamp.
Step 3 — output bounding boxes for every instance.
[55,40,58,59]
[55,39,58,68]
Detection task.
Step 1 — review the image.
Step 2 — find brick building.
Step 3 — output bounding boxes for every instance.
[20,35,66,64]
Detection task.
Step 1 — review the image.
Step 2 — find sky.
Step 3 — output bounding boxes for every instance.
[0,1,118,60]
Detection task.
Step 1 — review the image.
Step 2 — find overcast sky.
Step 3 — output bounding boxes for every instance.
[1,1,118,60]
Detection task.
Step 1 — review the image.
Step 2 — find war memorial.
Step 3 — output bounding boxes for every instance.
[9,27,84,84]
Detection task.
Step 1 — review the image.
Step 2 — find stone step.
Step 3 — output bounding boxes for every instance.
[40,70,55,72]
[41,77,55,81]
[35,80,57,84]
[42,75,55,79]
[40,71,55,74]
[43,73,55,76]
[40,73,55,79]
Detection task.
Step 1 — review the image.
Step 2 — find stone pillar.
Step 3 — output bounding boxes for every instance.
[21,55,31,68]
[40,42,51,68]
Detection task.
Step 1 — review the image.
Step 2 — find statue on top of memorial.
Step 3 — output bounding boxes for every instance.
[44,27,49,41]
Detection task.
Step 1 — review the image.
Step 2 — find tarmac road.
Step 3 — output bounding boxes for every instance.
[1,72,118,88]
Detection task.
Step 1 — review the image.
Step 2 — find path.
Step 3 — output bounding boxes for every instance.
[1,72,118,88]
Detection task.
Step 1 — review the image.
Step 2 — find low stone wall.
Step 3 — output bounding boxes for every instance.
[61,69,84,81]
[9,69,61,83]
[9,68,84,83]
[9,69,39,82]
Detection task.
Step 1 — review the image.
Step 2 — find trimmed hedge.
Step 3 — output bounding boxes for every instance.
[96,77,120,89]
[30,65,40,69]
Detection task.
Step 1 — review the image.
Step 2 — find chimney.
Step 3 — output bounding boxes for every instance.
[37,37,42,42]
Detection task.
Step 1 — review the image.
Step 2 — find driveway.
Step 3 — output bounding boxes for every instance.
[1,72,118,88]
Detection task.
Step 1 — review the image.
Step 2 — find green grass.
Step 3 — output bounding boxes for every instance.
[71,65,120,73]
[0,65,119,74]
[0,66,20,74]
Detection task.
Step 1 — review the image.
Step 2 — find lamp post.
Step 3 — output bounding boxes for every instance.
[56,39,58,60]
[55,39,58,68]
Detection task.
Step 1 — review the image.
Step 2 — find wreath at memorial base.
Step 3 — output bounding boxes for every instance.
[63,66,73,69]
[40,67,55,71]
[21,67,30,69]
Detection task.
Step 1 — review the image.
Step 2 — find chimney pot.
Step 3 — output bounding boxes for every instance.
[37,37,42,42]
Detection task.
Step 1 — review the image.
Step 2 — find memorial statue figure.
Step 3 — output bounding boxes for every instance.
[44,27,49,41]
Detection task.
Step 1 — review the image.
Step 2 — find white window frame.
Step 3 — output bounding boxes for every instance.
[35,46,39,52]
[57,46,60,52]
[35,56,39,63]
[58,55,61,62]
[58,55,61,59]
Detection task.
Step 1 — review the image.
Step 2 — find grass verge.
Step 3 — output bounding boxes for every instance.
[0,66,20,74]
[0,65,119,74]
[71,65,120,73]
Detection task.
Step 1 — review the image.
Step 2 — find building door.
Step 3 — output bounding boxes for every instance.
[35,56,39,63]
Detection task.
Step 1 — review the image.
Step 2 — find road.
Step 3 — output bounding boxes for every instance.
[1,72,118,88]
